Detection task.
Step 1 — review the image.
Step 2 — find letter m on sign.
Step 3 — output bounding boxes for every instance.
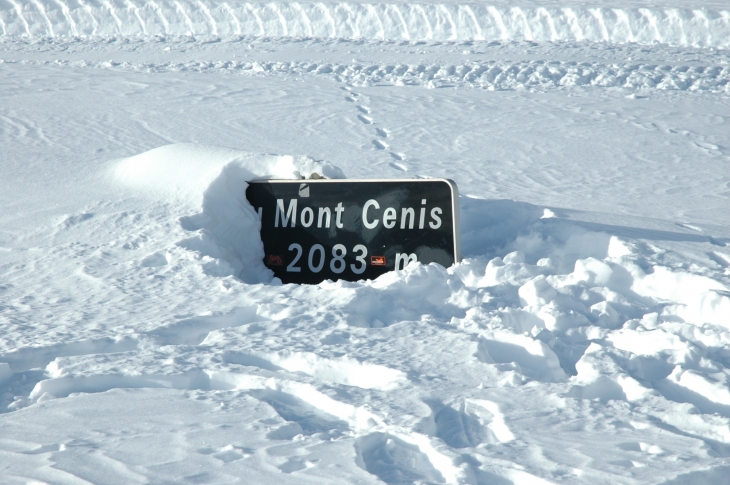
[275,199,297,227]
[395,253,418,271]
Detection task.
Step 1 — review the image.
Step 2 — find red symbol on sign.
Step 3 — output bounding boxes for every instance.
[371,256,386,266]
[267,255,283,266]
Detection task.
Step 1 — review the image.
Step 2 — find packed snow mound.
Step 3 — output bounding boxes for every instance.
[114,143,344,282]
[1,1,729,48]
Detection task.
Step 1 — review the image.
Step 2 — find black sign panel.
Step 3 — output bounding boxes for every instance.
[246,179,461,284]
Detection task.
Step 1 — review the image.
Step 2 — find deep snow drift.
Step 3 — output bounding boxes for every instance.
[1,0,730,484]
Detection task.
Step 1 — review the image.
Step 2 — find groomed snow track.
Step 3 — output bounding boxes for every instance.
[1,1,729,47]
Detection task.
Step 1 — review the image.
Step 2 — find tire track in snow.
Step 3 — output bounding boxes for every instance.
[16,56,728,94]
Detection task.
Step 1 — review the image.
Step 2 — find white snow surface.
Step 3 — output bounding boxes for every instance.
[1,0,730,483]
[2,0,730,47]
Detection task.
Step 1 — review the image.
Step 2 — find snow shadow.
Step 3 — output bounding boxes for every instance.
[475,335,566,382]
[654,379,730,418]
[659,465,730,485]
[460,197,729,271]
[459,198,544,260]
[355,432,445,485]
[460,198,619,273]
[249,389,349,436]
[571,220,729,247]
[424,400,484,449]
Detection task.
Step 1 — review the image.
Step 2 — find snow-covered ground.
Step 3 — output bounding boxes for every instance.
[1,1,730,483]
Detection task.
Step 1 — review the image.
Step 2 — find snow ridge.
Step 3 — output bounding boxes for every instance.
[1,1,729,47]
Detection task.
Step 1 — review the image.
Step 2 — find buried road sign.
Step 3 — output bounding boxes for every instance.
[246,179,461,284]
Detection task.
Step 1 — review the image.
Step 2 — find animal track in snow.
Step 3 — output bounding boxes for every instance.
[343,87,404,161]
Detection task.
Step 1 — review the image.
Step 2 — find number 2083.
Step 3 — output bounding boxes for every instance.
[285,243,368,274]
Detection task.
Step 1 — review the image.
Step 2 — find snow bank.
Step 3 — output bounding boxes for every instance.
[113,144,730,329]
[114,143,344,282]
[1,1,729,47]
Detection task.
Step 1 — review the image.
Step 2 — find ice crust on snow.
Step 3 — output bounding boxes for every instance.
[1,1,730,48]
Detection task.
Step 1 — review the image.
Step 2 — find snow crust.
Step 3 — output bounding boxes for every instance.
[1,0,730,483]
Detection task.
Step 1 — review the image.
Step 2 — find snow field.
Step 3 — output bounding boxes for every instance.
[3,142,730,482]
[1,0,730,481]
[1,1,730,48]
